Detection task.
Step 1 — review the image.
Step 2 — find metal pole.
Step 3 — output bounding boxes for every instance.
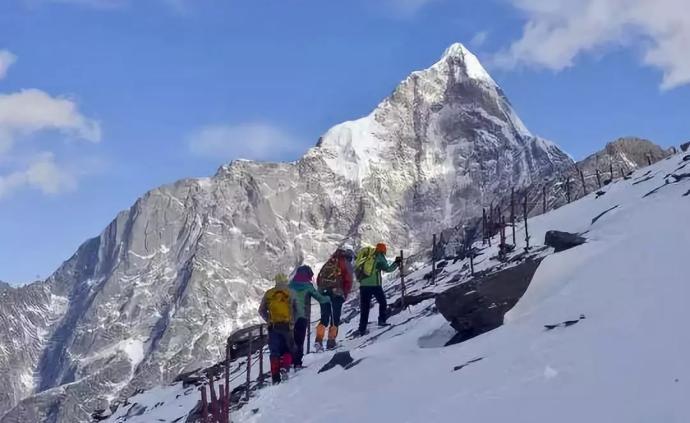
[646,154,652,166]
[469,250,474,275]
[482,208,487,245]
[610,162,614,180]
[566,177,571,203]
[307,309,311,355]
[431,234,437,285]
[542,185,546,214]
[400,250,407,309]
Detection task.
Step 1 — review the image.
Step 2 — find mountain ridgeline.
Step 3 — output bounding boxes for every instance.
[0,44,669,422]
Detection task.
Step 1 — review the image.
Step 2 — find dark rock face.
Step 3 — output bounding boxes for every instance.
[544,231,586,252]
[436,259,542,345]
[681,142,690,152]
[318,351,362,373]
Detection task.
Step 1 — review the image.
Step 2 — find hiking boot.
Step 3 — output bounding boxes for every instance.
[294,364,307,371]
[355,329,369,337]
[272,374,281,385]
[326,339,337,350]
[314,343,324,353]
[378,321,390,327]
[280,368,290,382]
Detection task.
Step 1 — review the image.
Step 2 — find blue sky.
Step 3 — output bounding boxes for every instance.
[1,0,689,283]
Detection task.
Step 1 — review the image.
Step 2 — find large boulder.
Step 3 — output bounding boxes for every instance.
[545,230,586,252]
[436,259,542,345]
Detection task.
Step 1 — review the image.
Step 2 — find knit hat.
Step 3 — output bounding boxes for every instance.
[375,243,387,254]
[292,265,314,283]
[273,273,288,284]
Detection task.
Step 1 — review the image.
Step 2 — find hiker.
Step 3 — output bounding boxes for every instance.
[315,247,355,351]
[356,243,401,336]
[258,273,295,384]
[289,265,330,368]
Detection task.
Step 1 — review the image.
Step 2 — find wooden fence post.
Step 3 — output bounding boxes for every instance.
[579,168,587,196]
[482,208,487,245]
[245,336,252,402]
[431,234,437,285]
[218,384,226,423]
[400,250,407,309]
[510,188,516,245]
[610,162,614,180]
[200,386,209,423]
[646,154,652,166]
[523,192,530,251]
[566,177,571,203]
[469,249,474,276]
[542,185,546,214]
[596,169,602,189]
[224,340,231,421]
[258,325,264,387]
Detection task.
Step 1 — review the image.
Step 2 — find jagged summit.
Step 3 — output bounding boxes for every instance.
[0,43,574,423]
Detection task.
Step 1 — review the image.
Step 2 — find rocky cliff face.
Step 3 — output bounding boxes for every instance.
[0,43,575,422]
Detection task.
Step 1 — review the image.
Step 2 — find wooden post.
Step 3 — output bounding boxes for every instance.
[224,340,231,421]
[469,250,474,275]
[523,192,530,251]
[258,325,264,387]
[510,188,516,245]
[400,250,407,309]
[646,154,652,166]
[200,386,209,423]
[219,384,226,423]
[579,168,587,196]
[208,371,221,423]
[596,169,602,188]
[245,336,252,402]
[610,162,614,180]
[431,234,437,285]
[566,177,571,203]
[482,208,487,245]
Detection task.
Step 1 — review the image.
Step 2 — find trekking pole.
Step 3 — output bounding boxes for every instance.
[399,250,407,310]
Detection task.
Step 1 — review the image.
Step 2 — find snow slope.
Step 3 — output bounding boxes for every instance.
[108,153,690,422]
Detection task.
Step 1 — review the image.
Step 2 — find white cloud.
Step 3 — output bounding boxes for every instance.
[496,0,690,90]
[0,51,102,199]
[386,0,439,17]
[470,31,489,48]
[0,50,17,80]
[0,88,102,150]
[0,152,77,198]
[188,122,304,162]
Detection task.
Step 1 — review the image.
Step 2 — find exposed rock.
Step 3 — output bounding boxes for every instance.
[681,142,690,152]
[544,231,586,252]
[318,351,363,373]
[436,259,543,345]
[0,43,574,422]
[683,155,690,162]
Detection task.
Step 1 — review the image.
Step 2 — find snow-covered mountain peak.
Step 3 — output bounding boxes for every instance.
[436,42,496,84]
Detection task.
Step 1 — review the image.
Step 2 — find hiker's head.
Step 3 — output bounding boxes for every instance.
[273,273,288,285]
[375,243,387,255]
[293,265,314,283]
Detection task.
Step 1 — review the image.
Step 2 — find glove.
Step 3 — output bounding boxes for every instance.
[394,256,402,264]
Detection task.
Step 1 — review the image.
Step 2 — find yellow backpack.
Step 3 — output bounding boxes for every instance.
[265,287,292,324]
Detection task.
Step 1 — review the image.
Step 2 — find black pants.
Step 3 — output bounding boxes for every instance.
[292,318,308,366]
[358,286,387,333]
[319,291,345,327]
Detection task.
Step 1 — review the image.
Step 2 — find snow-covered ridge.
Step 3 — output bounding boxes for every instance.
[108,152,690,423]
